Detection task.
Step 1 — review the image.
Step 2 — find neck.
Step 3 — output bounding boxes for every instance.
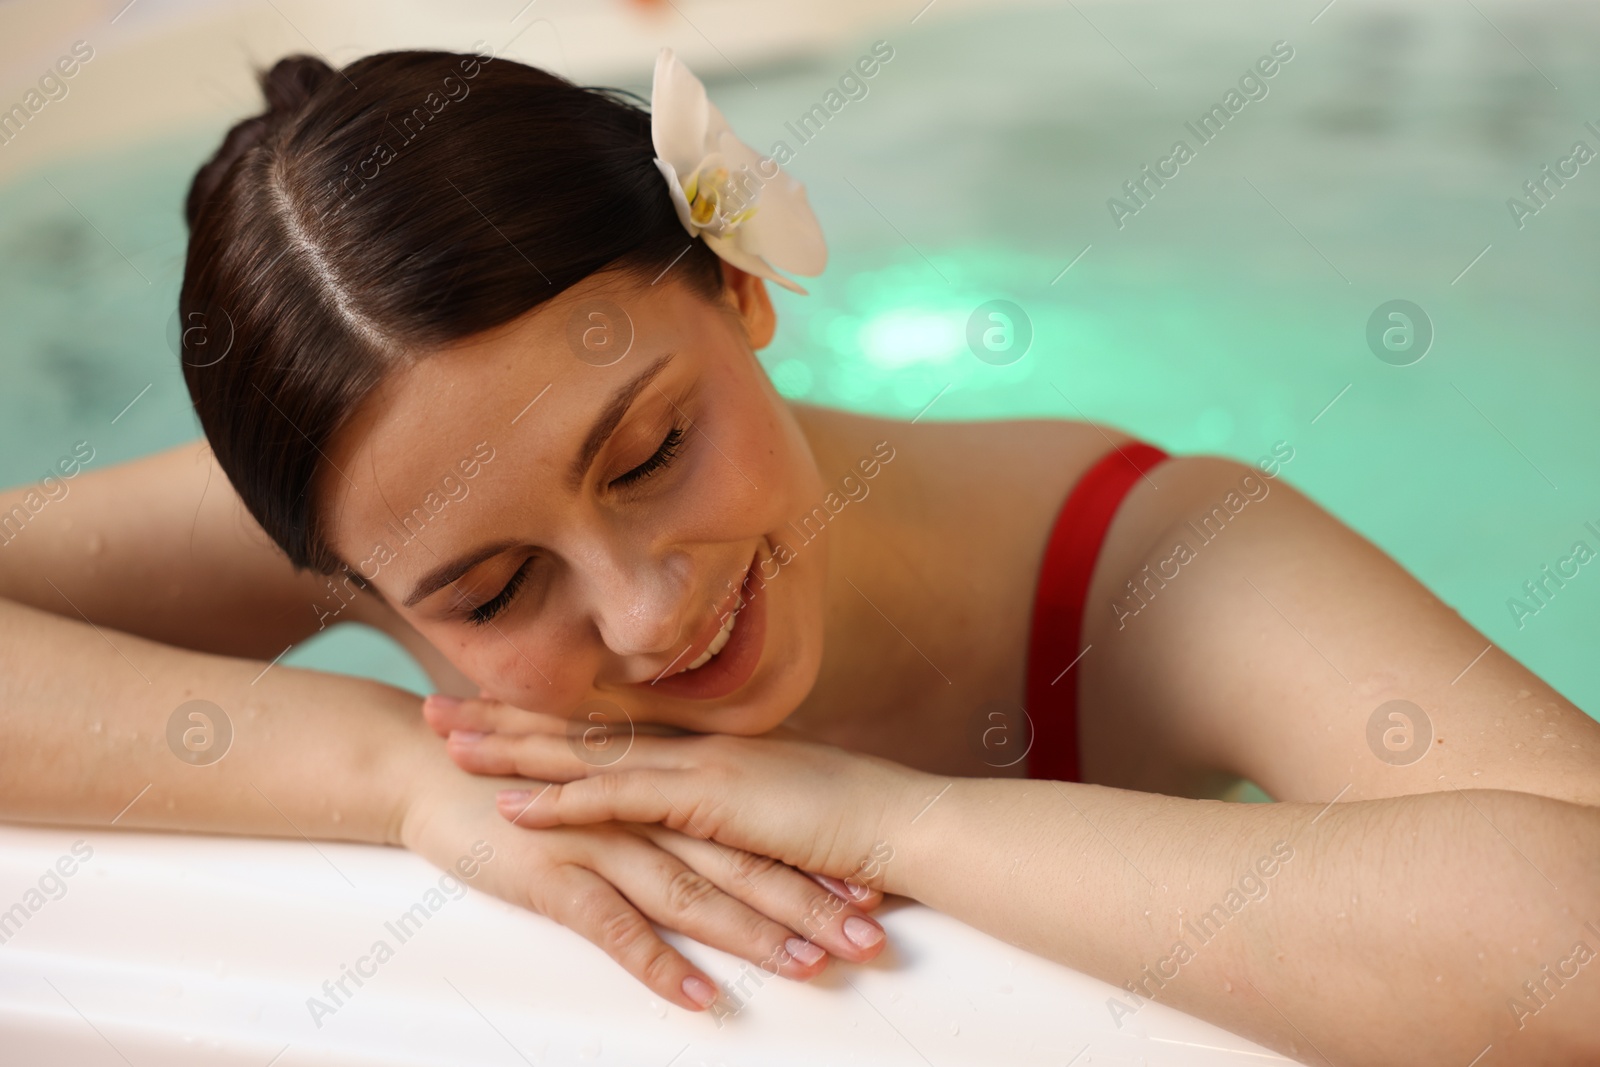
[780,405,945,747]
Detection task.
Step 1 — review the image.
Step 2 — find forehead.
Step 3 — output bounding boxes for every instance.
[316,271,710,566]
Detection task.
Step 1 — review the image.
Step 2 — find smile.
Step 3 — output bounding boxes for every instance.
[640,543,767,700]
[676,599,742,673]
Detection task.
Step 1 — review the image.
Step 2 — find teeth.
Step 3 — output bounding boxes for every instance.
[679,605,740,673]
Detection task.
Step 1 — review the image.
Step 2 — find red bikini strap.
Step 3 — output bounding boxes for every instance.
[1026,441,1170,783]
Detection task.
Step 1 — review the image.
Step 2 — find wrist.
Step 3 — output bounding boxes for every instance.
[383,711,460,849]
[870,766,953,899]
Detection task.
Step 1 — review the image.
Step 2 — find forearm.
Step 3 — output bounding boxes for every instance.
[890,779,1600,1066]
[0,441,347,658]
[0,440,478,695]
[0,595,434,847]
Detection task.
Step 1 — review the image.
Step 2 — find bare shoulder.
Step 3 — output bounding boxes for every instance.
[1076,450,1600,807]
[787,401,1136,506]
[790,404,1146,599]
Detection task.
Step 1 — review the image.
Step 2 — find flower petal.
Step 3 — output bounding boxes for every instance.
[650,48,710,176]
[653,157,697,235]
[707,237,809,295]
[737,173,828,277]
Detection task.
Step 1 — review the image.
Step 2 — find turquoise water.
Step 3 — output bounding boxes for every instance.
[2,2,1596,714]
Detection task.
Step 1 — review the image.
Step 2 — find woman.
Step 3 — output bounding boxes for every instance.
[2,45,1596,1065]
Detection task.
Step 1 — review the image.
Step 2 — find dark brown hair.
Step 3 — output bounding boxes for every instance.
[179,49,723,574]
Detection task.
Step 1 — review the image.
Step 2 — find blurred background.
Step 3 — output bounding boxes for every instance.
[1,0,1596,711]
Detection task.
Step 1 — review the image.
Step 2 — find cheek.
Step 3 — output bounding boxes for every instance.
[676,378,796,534]
[425,623,571,708]
[725,370,820,519]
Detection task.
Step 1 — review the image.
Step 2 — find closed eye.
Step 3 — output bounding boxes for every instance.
[465,556,533,626]
[461,424,687,626]
[611,424,686,489]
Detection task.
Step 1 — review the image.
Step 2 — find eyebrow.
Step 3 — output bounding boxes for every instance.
[400,351,676,610]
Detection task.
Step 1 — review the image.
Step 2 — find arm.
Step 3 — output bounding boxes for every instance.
[0,592,425,843]
[470,452,1600,1060]
[478,728,1600,1066]
[0,594,888,1010]
[0,438,477,693]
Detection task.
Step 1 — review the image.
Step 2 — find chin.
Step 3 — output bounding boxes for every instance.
[679,623,822,737]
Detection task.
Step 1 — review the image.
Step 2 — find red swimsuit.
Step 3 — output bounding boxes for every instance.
[1025,442,1171,783]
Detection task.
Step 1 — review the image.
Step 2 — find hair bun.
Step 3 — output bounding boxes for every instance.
[184,54,337,228]
[260,54,337,117]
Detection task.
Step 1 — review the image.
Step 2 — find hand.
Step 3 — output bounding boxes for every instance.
[423,694,936,891]
[402,716,888,1013]
[423,692,880,905]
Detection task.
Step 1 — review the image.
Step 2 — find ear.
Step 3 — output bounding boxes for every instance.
[719,260,776,351]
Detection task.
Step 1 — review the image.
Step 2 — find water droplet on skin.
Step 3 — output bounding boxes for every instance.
[87,535,103,555]
[1223,979,1233,993]
[950,1024,960,1036]
[331,811,342,824]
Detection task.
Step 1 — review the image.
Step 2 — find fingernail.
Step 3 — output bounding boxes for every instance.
[449,730,485,744]
[426,694,463,711]
[842,879,872,901]
[814,874,849,899]
[682,975,718,1009]
[785,937,825,966]
[843,916,883,949]
[497,789,532,805]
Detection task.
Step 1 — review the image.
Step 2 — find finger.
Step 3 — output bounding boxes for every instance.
[538,862,720,1012]
[450,728,699,781]
[423,694,569,739]
[647,831,888,964]
[591,833,833,983]
[498,770,690,832]
[805,870,884,911]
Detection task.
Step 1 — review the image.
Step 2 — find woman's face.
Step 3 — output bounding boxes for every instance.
[321,263,829,735]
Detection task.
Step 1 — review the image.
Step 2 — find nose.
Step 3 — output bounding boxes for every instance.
[585,545,697,659]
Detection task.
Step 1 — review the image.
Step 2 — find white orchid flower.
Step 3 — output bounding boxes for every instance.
[650,47,827,294]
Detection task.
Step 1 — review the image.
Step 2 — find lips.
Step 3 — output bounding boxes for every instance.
[634,545,767,701]
[661,558,751,679]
